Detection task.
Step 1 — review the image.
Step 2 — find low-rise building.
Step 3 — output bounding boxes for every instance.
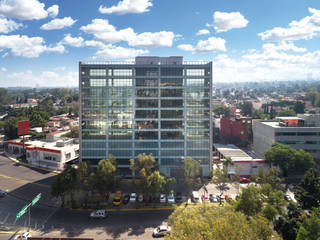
[253,115,320,160]
[7,138,79,171]
[213,143,269,176]
[220,116,252,143]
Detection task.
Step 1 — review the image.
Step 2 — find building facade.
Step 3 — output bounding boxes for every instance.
[79,56,213,177]
[8,139,79,171]
[253,116,320,160]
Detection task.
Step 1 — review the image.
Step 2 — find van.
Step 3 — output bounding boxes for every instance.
[192,191,200,203]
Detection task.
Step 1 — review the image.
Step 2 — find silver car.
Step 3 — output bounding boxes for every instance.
[153,225,171,237]
[90,209,106,218]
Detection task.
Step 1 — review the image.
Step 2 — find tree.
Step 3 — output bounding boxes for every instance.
[147,171,175,196]
[240,101,253,117]
[95,156,119,199]
[296,207,320,240]
[235,185,263,216]
[213,105,231,117]
[264,143,314,177]
[277,109,296,117]
[293,102,305,114]
[130,153,158,194]
[167,205,278,240]
[274,202,302,240]
[252,109,269,119]
[295,168,320,210]
[183,157,201,192]
[50,173,69,207]
[183,157,200,178]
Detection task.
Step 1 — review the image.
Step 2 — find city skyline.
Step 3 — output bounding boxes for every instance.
[0,0,320,87]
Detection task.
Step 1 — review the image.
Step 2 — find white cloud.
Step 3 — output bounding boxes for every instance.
[259,8,320,41]
[47,5,59,18]
[0,17,22,33]
[1,67,6,72]
[177,37,226,52]
[196,29,210,36]
[213,11,249,33]
[40,17,76,30]
[177,44,194,51]
[60,34,84,47]
[0,0,57,20]
[99,0,152,14]
[128,31,174,48]
[0,34,65,58]
[6,70,78,87]
[81,19,175,48]
[93,44,148,59]
[213,42,320,82]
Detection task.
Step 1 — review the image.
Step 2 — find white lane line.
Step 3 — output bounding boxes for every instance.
[3,212,10,223]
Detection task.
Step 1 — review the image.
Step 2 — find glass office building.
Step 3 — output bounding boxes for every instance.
[79,56,213,177]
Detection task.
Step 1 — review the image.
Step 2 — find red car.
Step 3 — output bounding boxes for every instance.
[240,178,251,183]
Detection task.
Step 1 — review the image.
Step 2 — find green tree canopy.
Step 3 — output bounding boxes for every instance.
[183,157,200,178]
[293,102,305,114]
[295,168,320,210]
[167,205,279,240]
[277,109,296,117]
[235,185,263,216]
[264,143,314,176]
[296,207,320,240]
[240,101,253,117]
[213,105,231,117]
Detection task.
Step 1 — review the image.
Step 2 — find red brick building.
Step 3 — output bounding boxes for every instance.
[220,116,252,142]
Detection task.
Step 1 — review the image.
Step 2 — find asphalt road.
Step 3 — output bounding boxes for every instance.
[0,154,172,239]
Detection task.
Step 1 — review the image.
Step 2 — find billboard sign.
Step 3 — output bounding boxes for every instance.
[18,120,30,136]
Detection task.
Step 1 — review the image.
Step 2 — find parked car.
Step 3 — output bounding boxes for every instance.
[90,209,106,219]
[138,194,144,203]
[122,194,130,204]
[201,194,210,202]
[130,192,137,203]
[0,189,6,197]
[14,232,31,240]
[152,225,171,237]
[240,177,251,183]
[284,195,292,201]
[160,194,166,203]
[175,192,183,203]
[209,194,218,203]
[112,191,122,206]
[167,193,175,204]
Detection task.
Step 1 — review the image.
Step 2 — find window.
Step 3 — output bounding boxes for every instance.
[161,121,184,129]
[90,79,106,87]
[160,67,183,76]
[136,68,158,76]
[109,120,132,129]
[135,110,158,118]
[187,120,209,129]
[135,131,158,140]
[161,131,184,139]
[136,89,158,97]
[186,69,205,76]
[136,120,158,129]
[109,99,132,108]
[161,100,183,108]
[136,99,158,108]
[108,79,132,87]
[161,78,183,87]
[65,152,71,159]
[161,110,183,118]
[161,89,183,97]
[112,69,133,76]
[109,131,132,140]
[186,79,206,86]
[136,78,158,87]
[89,69,106,76]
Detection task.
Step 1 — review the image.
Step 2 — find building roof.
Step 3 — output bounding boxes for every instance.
[214,144,264,162]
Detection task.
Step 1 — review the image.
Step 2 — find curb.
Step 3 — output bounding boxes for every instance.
[3,153,60,175]
[70,206,175,212]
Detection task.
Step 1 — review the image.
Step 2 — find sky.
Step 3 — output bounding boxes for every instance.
[0,0,320,87]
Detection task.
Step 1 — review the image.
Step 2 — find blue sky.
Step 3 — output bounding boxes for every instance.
[0,0,320,87]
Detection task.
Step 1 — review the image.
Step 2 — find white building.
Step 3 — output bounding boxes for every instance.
[7,138,79,171]
[213,144,269,176]
[253,116,320,160]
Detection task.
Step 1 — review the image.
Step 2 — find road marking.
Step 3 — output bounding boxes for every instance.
[3,213,10,223]
[0,173,49,188]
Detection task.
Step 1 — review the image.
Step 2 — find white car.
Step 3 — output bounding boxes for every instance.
[153,225,171,237]
[14,232,31,240]
[90,209,106,218]
[130,192,137,203]
[160,194,166,203]
[168,193,175,204]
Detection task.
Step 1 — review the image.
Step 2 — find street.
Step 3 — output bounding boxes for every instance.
[0,154,172,239]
